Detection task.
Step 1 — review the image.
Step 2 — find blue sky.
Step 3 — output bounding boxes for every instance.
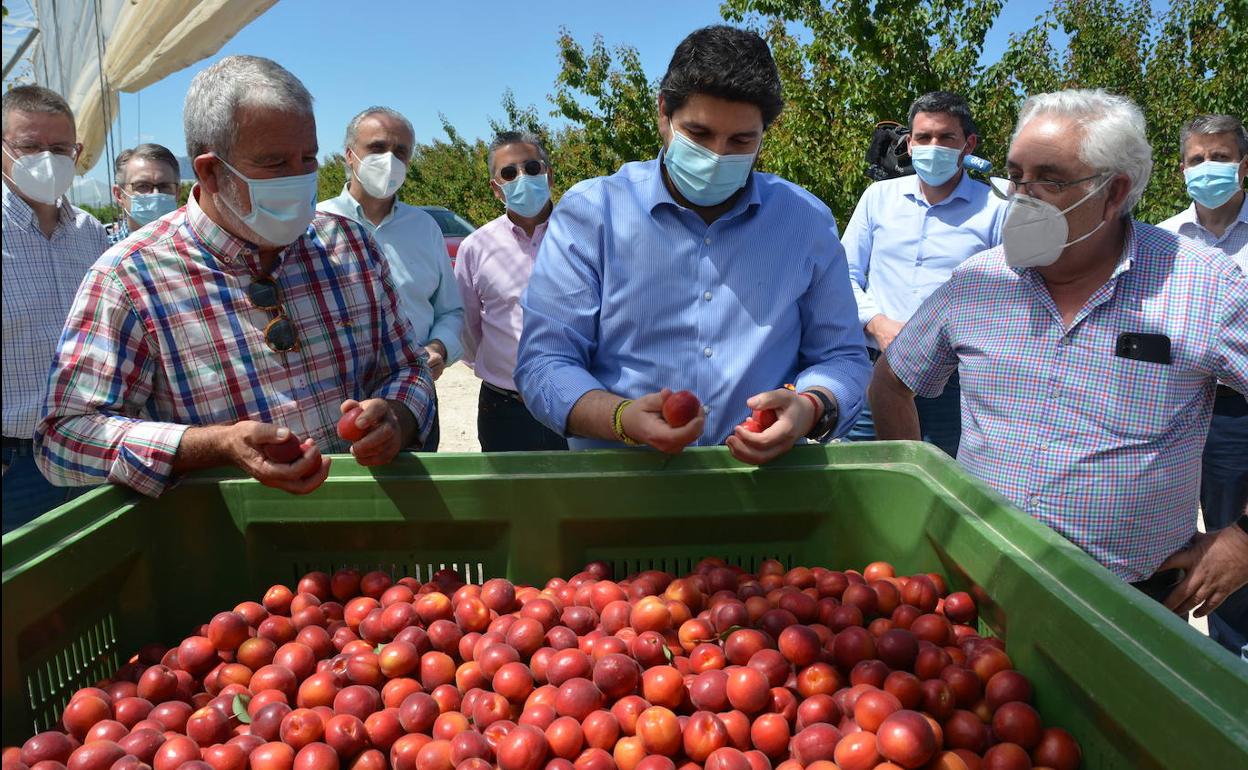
[82,0,1068,186]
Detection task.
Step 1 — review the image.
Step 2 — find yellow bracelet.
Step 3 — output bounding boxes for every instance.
[612,399,641,446]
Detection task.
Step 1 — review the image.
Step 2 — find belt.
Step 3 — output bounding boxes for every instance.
[2,436,33,452]
[482,382,524,402]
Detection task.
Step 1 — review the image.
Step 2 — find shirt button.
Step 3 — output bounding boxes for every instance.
[703,291,713,301]
[703,347,713,358]
[704,237,712,245]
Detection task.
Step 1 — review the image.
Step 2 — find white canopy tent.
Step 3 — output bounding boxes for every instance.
[3,0,276,176]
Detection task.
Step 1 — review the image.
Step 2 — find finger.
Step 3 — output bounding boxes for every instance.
[1157,549,1196,574]
[358,398,392,423]
[351,420,397,457]
[281,456,333,494]
[746,389,790,411]
[726,435,771,465]
[1193,589,1226,618]
[634,391,667,411]
[1162,575,1196,612]
[339,398,361,416]
[1175,587,1208,617]
[353,443,395,466]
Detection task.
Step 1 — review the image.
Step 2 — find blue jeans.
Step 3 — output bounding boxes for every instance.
[2,441,82,533]
[1201,393,1248,658]
[850,357,961,457]
[478,383,568,452]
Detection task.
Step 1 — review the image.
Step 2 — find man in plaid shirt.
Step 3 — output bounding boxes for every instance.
[35,55,435,498]
[871,89,1248,637]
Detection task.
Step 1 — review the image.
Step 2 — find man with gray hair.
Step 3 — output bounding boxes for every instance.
[2,84,108,531]
[318,107,463,451]
[1157,113,1248,657]
[36,55,436,499]
[109,142,181,245]
[453,131,567,451]
[871,89,1248,646]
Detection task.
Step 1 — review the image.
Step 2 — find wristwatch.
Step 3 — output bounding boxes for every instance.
[803,390,839,442]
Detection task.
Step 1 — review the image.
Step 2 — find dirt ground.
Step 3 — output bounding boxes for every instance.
[435,362,482,452]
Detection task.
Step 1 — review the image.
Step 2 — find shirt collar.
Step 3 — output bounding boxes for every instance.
[1173,193,1248,229]
[906,169,974,206]
[2,180,75,231]
[186,184,269,273]
[646,153,762,220]
[508,216,548,242]
[337,184,397,227]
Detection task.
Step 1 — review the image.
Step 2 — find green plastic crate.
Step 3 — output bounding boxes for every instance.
[3,443,1246,765]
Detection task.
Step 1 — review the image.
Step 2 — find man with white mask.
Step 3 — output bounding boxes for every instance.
[2,85,108,531]
[871,89,1248,644]
[36,56,436,498]
[1157,114,1248,658]
[843,92,1008,456]
[318,107,463,450]
[109,143,181,245]
[454,131,568,452]
[516,26,870,462]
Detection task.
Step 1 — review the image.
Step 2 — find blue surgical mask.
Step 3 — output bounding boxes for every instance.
[1184,161,1243,210]
[501,173,550,218]
[125,192,178,226]
[910,144,964,187]
[215,155,318,246]
[663,129,756,207]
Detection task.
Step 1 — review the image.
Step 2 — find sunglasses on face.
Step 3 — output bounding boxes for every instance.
[496,159,546,182]
[246,277,300,353]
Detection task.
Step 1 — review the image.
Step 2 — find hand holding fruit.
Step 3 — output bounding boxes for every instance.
[1159,523,1248,617]
[726,388,819,465]
[337,398,413,465]
[620,389,705,454]
[227,420,331,494]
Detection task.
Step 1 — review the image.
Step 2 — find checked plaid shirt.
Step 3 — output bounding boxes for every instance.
[35,188,435,497]
[887,219,1248,582]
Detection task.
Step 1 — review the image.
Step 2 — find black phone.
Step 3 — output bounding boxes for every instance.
[1115,332,1172,365]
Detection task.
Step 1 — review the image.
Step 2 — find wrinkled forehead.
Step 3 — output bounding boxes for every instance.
[2,109,76,144]
[1007,115,1090,178]
[124,156,180,183]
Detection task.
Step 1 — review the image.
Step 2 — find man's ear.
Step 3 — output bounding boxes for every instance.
[1104,173,1133,220]
[964,134,979,157]
[112,185,125,207]
[193,154,222,195]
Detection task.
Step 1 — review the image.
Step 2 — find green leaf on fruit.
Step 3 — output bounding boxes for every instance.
[232,694,252,724]
[662,644,674,662]
[374,643,385,654]
[719,625,745,641]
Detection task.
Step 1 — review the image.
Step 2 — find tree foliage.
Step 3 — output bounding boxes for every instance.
[317,1,1241,229]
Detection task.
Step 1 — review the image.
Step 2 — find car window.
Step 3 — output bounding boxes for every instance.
[422,207,476,237]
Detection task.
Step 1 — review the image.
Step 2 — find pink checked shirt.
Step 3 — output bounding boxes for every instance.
[35,189,435,497]
[453,213,547,392]
[887,219,1248,582]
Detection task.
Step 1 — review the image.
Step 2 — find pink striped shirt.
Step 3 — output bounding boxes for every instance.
[453,214,547,392]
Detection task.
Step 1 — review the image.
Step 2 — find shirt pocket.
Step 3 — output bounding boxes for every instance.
[1099,357,1191,439]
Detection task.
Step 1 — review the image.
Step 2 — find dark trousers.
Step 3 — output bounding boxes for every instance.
[2,438,84,533]
[850,350,962,457]
[477,383,568,453]
[417,405,441,452]
[1199,390,1248,657]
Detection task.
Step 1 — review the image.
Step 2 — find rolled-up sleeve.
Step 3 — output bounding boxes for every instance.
[793,224,872,438]
[514,189,608,435]
[35,270,188,497]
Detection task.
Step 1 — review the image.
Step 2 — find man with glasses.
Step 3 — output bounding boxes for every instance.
[36,56,436,499]
[2,85,108,532]
[1156,114,1248,658]
[454,131,568,452]
[109,143,182,245]
[871,89,1248,637]
[318,107,463,450]
[843,92,1007,457]
[516,26,870,461]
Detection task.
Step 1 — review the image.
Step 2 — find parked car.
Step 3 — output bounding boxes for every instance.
[418,205,477,265]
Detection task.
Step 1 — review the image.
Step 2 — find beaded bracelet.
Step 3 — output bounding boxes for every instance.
[612,399,641,446]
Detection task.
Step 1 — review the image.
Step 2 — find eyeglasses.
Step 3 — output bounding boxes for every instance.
[3,139,81,159]
[989,172,1108,200]
[125,182,180,195]
[246,277,300,353]
[497,159,545,182]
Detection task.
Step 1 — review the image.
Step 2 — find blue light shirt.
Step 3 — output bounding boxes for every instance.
[319,188,464,361]
[842,172,1007,347]
[515,157,871,449]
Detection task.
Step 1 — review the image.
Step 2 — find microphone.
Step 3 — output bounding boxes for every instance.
[962,155,993,174]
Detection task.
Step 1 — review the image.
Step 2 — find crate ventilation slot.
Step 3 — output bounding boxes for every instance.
[25,612,120,734]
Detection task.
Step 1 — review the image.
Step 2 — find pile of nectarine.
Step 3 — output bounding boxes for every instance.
[4,560,1081,770]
